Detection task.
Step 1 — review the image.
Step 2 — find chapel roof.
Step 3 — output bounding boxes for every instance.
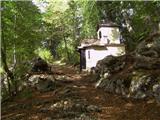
[78,38,124,49]
[98,21,119,28]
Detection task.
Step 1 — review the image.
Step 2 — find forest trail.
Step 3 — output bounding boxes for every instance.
[2,65,160,120]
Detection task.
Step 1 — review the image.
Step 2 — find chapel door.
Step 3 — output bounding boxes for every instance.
[80,49,86,70]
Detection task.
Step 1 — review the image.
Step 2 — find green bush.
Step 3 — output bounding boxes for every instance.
[35,48,53,63]
[0,67,4,74]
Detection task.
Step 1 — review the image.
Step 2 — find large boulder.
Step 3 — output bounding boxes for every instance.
[96,55,126,78]
[153,83,160,103]
[31,57,51,72]
[136,33,160,58]
[95,32,160,103]
[28,75,55,92]
[96,69,160,101]
[129,72,158,99]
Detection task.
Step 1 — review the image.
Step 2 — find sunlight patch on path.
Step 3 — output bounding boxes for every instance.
[53,60,66,66]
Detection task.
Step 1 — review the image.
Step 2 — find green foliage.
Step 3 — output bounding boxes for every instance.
[35,48,53,63]
[42,0,81,62]
[41,0,157,60]
[0,67,4,74]
[80,0,100,38]
[2,1,43,65]
[57,40,79,64]
[1,1,43,97]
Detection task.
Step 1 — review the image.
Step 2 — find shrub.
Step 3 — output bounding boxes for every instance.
[35,48,53,63]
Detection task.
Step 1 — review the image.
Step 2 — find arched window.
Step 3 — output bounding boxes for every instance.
[88,51,90,59]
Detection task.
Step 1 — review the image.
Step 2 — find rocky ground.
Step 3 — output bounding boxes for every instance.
[95,32,160,102]
[1,65,160,120]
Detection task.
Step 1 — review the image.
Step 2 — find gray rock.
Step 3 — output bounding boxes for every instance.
[129,75,150,99]
[28,75,40,85]
[109,81,116,93]
[153,84,160,103]
[39,107,49,113]
[103,72,110,78]
[115,86,121,94]
[44,117,52,120]
[73,113,96,120]
[104,80,112,92]
[94,33,160,102]
[86,105,101,112]
[130,74,149,93]
[136,36,160,57]
[133,91,147,99]
[73,103,86,112]
[28,75,55,92]
[117,79,122,86]
[95,78,106,88]
[36,79,55,92]
[153,84,160,92]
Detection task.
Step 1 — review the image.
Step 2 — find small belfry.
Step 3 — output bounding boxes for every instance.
[78,20,125,71]
[97,20,122,44]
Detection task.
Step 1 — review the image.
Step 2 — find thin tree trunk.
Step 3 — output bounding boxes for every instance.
[1,78,8,96]
[1,17,12,96]
[13,44,17,94]
[13,15,17,94]
[1,48,14,96]
[63,34,70,61]
[62,25,70,61]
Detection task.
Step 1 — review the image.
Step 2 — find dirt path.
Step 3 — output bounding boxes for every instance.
[2,65,160,120]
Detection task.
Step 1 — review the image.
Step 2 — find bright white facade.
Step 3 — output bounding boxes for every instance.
[85,46,125,71]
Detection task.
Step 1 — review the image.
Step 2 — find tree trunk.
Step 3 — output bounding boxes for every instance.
[62,25,70,61]
[1,48,14,96]
[13,44,18,94]
[63,35,70,61]
[1,77,8,96]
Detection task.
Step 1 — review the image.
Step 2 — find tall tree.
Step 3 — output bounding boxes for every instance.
[1,1,42,97]
[95,1,160,51]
